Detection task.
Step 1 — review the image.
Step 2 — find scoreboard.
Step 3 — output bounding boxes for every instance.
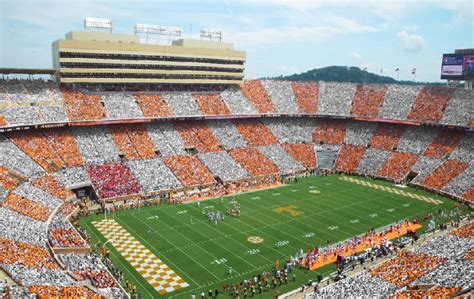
[441,52,474,80]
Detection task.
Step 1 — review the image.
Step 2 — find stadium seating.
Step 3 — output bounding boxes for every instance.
[281,143,317,169]
[0,237,58,269]
[145,123,187,157]
[0,79,472,129]
[207,120,247,150]
[192,93,231,115]
[0,166,22,190]
[240,80,276,113]
[379,85,421,120]
[262,80,299,113]
[229,147,279,176]
[198,151,249,181]
[357,149,390,175]
[441,89,473,127]
[87,163,142,199]
[350,84,387,118]
[263,118,313,144]
[61,89,106,121]
[162,93,201,116]
[421,160,469,190]
[109,124,156,160]
[408,87,454,122]
[423,129,465,159]
[313,119,347,144]
[258,144,305,174]
[291,82,318,114]
[335,144,366,173]
[43,128,84,167]
[127,158,182,193]
[8,130,66,173]
[317,82,355,116]
[134,93,173,117]
[376,152,418,180]
[220,87,256,114]
[369,251,446,287]
[371,123,405,151]
[28,286,100,298]
[0,193,51,222]
[343,122,377,145]
[233,119,278,146]
[164,155,216,186]
[174,121,222,152]
[102,94,144,119]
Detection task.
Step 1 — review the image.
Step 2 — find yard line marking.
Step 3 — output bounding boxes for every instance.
[339,176,442,205]
[92,218,189,295]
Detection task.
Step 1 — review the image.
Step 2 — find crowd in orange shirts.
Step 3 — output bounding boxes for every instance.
[350,85,387,118]
[462,188,474,202]
[394,287,461,299]
[174,121,222,152]
[134,93,173,117]
[164,155,216,187]
[423,130,465,159]
[336,144,366,173]
[32,176,74,201]
[281,143,316,169]
[1,193,51,222]
[229,147,279,176]
[233,120,278,146]
[0,237,58,269]
[109,124,156,160]
[193,94,231,115]
[291,82,318,114]
[49,228,86,248]
[28,285,101,299]
[0,166,22,190]
[8,130,66,173]
[313,120,346,145]
[240,80,276,113]
[43,128,85,167]
[376,152,418,180]
[450,222,474,238]
[408,87,455,122]
[421,160,469,190]
[61,89,106,121]
[369,251,446,287]
[370,123,405,151]
[78,271,116,289]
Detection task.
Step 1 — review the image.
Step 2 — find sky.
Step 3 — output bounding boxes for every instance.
[0,0,473,82]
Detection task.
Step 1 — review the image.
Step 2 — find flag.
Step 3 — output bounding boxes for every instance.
[395,68,399,72]
[411,68,416,74]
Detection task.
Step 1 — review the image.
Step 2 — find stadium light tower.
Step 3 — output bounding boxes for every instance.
[84,17,112,33]
[158,26,182,45]
[200,28,223,42]
[134,24,161,44]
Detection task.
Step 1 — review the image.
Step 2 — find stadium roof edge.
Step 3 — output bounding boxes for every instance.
[0,68,57,75]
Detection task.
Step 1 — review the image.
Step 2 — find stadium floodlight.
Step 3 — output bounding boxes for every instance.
[134,24,181,44]
[200,28,223,42]
[84,17,112,33]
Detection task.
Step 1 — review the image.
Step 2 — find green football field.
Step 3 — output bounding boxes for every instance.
[79,174,466,298]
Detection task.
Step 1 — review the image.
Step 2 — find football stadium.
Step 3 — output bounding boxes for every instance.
[0,6,473,299]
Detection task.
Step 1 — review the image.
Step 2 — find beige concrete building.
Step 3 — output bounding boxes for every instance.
[52,31,246,85]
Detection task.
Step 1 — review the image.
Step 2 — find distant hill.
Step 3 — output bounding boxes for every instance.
[266,66,443,86]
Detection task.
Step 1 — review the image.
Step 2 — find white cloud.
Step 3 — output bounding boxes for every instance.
[349,52,362,60]
[396,30,427,52]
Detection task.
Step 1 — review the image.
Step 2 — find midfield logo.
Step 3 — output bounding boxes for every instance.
[273,205,303,216]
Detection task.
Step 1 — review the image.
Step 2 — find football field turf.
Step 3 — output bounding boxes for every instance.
[79,174,466,298]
